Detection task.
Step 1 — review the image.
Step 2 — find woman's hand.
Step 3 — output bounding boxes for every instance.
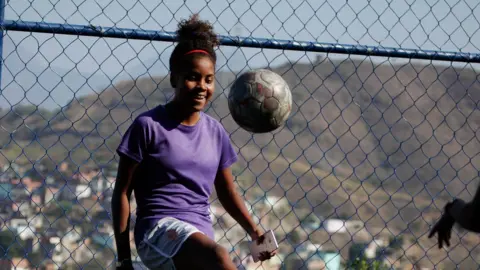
[250,228,277,262]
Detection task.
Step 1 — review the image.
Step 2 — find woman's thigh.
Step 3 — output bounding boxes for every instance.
[172,232,237,270]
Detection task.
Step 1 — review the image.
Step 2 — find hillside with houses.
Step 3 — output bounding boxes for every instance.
[0,54,479,269]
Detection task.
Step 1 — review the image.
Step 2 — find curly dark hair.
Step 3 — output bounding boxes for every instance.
[169,14,219,80]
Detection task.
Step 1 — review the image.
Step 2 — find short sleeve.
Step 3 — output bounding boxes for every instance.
[219,127,238,170]
[116,117,149,163]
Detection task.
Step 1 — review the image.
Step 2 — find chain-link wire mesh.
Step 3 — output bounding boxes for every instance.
[1,0,480,269]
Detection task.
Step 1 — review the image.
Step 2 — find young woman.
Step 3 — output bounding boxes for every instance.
[111,14,275,270]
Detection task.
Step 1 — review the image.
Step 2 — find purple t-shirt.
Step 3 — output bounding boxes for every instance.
[116,105,237,247]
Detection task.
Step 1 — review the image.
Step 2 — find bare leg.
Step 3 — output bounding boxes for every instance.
[172,232,237,270]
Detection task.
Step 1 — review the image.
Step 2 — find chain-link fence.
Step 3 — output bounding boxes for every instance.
[1,0,480,269]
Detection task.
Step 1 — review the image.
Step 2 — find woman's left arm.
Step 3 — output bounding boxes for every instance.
[214,130,277,262]
[214,167,260,238]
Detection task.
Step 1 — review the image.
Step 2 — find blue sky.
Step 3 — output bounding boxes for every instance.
[1,0,479,109]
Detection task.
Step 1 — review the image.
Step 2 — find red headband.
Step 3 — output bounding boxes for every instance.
[184,49,210,56]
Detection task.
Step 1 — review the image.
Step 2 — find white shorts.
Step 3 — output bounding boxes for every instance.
[137,217,202,270]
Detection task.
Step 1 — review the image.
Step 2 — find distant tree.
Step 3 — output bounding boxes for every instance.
[338,212,351,220]
[0,230,27,258]
[388,235,404,251]
[346,256,390,270]
[286,229,302,246]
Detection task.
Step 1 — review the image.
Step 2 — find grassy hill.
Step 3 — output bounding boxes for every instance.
[2,54,479,209]
[1,55,480,267]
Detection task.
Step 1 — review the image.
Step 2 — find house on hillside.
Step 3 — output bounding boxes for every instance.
[91,232,115,250]
[90,174,111,197]
[45,176,56,185]
[57,184,78,201]
[300,213,323,233]
[12,200,34,218]
[20,170,43,188]
[75,184,92,200]
[0,173,9,183]
[58,162,69,173]
[8,214,35,241]
[50,236,70,266]
[0,202,12,227]
[282,249,341,270]
[322,219,347,234]
[72,168,99,184]
[248,195,291,222]
[2,163,22,177]
[10,257,30,270]
[263,195,290,210]
[319,218,364,235]
[43,185,60,204]
[8,183,28,202]
[364,236,389,259]
[0,260,12,269]
[30,186,44,208]
[294,242,322,254]
[0,182,12,201]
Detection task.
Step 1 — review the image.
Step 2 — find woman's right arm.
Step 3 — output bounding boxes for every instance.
[112,155,139,269]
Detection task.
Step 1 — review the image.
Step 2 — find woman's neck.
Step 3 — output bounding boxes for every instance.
[165,101,201,126]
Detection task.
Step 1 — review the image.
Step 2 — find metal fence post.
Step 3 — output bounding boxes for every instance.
[0,0,5,91]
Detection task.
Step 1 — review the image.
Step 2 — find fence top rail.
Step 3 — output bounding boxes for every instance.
[2,20,480,64]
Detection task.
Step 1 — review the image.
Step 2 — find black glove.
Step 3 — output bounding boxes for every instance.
[428,200,458,249]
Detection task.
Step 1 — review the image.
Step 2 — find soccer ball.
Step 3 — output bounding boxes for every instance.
[228,69,292,133]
